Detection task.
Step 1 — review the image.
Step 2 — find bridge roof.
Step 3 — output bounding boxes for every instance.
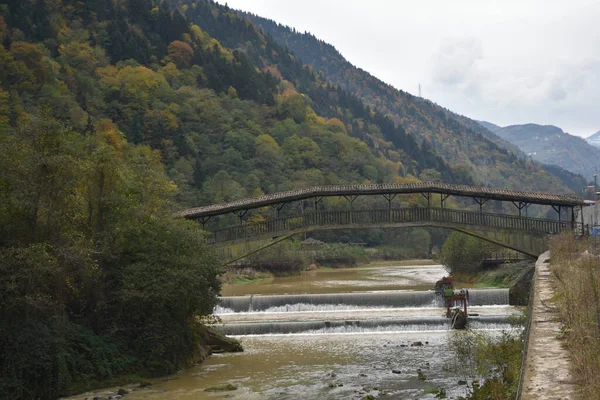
[180,182,584,219]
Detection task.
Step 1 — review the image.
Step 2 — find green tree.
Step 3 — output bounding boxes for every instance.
[439,231,495,273]
[0,116,221,397]
[279,94,307,123]
[202,170,245,203]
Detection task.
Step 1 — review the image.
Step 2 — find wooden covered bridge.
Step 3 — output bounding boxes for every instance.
[180,182,585,264]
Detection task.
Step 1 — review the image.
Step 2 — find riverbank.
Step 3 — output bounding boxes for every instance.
[449,260,533,288]
[539,234,600,398]
[60,325,243,400]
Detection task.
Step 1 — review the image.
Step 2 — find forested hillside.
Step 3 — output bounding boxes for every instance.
[0,0,474,397]
[242,12,587,193]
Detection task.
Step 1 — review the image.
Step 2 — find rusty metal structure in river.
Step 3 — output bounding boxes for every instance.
[180,182,585,264]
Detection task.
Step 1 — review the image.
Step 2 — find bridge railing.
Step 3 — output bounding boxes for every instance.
[205,207,572,244]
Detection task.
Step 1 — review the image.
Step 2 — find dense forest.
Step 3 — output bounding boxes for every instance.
[0,0,586,398]
[0,0,462,397]
[242,12,588,193]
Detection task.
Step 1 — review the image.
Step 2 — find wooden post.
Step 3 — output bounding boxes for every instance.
[233,210,248,225]
[440,194,450,209]
[314,196,323,213]
[420,192,431,208]
[473,197,488,214]
[198,216,211,229]
[343,195,359,224]
[383,193,397,222]
[271,202,286,218]
[552,205,562,224]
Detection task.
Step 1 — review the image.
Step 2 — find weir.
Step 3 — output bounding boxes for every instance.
[216,288,510,314]
[214,288,512,335]
[218,316,513,336]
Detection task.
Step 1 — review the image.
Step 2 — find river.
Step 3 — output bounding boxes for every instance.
[69,261,520,399]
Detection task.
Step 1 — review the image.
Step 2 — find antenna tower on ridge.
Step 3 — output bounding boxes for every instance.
[419,83,421,97]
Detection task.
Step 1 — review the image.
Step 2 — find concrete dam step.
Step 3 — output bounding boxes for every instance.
[215,289,510,313]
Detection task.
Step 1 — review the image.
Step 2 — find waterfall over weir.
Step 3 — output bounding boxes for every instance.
[216,289,510,314]
[218,316,512,336]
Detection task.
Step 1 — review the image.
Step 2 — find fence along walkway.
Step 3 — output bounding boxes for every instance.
[205,207,572,244]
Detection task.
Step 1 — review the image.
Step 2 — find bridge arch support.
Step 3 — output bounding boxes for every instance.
[212,218,551,265]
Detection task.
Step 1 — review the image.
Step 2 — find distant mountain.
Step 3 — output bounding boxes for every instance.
[587,130,600,148]
[479,123,600,180]
[237,11,586,193]
[478,121,503,134]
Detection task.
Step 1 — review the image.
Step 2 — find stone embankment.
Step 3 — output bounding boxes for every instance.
[520,251,576,399]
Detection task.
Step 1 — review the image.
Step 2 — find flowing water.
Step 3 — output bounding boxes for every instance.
[221,261,456,296]
[68,262,521,400]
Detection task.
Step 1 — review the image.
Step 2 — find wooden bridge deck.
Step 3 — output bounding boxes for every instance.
[182,182,584,219]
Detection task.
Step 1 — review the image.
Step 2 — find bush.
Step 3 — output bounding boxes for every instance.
[447,328,523,399]
[0,318,136,400]
[243,240,310,274]
[438,232,497,274]
[313,243,369,267]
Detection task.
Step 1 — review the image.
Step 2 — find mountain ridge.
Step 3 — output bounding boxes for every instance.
[235,10,586,193]
[587,129,600,148]
[478,122,600,180]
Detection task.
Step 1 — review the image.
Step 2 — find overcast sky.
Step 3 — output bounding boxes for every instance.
[216,0,600,137]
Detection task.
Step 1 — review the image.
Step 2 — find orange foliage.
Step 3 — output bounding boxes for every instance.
[168,40,194,69]
[326,118,346,133]
[94,119,123,154]
[264,65,282,80]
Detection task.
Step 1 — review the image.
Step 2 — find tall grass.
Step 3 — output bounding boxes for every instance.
[446,327,524,399]
[549,234,600,398]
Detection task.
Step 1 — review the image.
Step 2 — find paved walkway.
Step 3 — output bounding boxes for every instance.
[521,251,577,399]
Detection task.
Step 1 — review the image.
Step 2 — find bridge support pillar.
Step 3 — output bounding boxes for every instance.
[420,192,431,208]
[343,195,359,223]
[197,216,211,229]
[473,197,489,214]
[512,201,530,217]
[551,205,562,222]
[383,194,397,222]
[271,202,287,218]
[440,193,450,208]
[232,210,248,225]
[314,196,323,212]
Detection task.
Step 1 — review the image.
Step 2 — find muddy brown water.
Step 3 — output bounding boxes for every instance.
[67,261,520,400]
[221,261,473,296]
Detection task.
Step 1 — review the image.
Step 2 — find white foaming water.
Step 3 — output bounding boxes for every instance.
[225,321,519,337]
[214,300,440,315]
[214,289,510,314]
